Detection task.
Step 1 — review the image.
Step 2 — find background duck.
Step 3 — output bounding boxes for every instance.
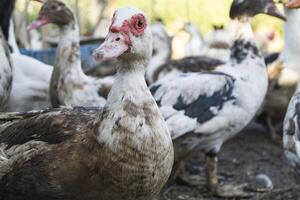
[0,7,173,200]
[282,0,300,178]
[28,0,112,108]
[0,0,52,112]
[146,19,172,84]
[152,55,224,82]
[183,22,204,57]
[0,0,13,111]
[257,0,300,143]
[150,0,284,197]
[0,30,12,112]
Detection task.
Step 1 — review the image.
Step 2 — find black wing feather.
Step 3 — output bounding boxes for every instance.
[173,73,236,123]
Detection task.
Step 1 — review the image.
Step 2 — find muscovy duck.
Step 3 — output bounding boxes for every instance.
[0,7,173,200]
[28,0,113,108]
[150,0,284,197]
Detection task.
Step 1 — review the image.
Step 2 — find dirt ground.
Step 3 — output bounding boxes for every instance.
[159,123,300,200]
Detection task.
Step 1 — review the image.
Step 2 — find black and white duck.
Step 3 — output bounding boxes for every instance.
[282,0,300,176]
[283,89,300,175]
[150,0,285,197]
[0,7,173,200]
[28,0,113,108]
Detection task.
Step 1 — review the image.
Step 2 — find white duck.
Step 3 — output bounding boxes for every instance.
[184,22,204,57]
[267,0,300,79]
[150,0,284,197]
[0,0,52,112]
[0,29,12,111]
[0,7,173,200]
[28,0,112,108]
[146,20,172,84]
[282,0,300,176]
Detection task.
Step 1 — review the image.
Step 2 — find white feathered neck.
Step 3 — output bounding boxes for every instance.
[281,8,300,73]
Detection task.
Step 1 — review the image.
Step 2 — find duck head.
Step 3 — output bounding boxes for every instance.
[230,0,286,20]
[93,7,152,62]
[28,0,74,30]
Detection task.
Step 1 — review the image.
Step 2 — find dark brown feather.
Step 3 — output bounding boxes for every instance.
[153,56,224,82]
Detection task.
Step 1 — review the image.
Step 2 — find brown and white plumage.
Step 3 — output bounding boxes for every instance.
[28,0,112,108]
[0,7,173,200]
[151,0,284,197]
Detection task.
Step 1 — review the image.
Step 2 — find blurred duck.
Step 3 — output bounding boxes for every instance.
[184,22,204,57]
[148,21,225,83]
[0,1,13,111]
[150,0,284,197]
[202,24,234,62]
[152,55,224,82]
[0,30,12,111]
[286,0,300,7]
[183,22,232,62]
[0,7,173,200]
[258,0,300,143]
[28,0,113,108]
[0,0,52,112]
[282,0,300,175]
[267,0,300,78]
[146,19,172,84]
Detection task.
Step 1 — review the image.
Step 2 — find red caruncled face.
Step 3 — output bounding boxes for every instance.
[109,13,147,46]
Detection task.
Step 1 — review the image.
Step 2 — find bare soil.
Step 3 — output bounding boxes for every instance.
[159,123,300,200]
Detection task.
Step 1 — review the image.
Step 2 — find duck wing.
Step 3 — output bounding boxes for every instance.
[150,72,236,139]
[284,94,300,175]
[0,107,102,179]
[153,56,224,82]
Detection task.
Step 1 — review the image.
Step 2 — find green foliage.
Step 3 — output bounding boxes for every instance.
[16,0,285,36]
[116,0,284,35]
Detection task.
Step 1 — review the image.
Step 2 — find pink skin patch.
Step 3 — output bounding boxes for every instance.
[268,31,276,41]
[287,0,300,8]
[130,14,147,37]
[93,12,147,61]
[93,33,129,61]
[27,16,50,31]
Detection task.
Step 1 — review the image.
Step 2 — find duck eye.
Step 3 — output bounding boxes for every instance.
[51,5,58,10]
[137,20,144,28]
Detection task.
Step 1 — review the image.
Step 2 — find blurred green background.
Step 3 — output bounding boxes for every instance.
[16,0,284,35]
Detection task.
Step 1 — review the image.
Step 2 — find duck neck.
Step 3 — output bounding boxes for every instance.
[229,16,261,65]
[282,7,300,70]
[106,59,149,107]
[188,25,202,42]
[53,20,85,81]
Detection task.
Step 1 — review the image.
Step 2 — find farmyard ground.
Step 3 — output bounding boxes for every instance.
[159,123,300,200]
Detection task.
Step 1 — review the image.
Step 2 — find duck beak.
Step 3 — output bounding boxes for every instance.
[264,2,286,20]
[93,33,130,61]
[27,16,50,31]
[286,0,300,8]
